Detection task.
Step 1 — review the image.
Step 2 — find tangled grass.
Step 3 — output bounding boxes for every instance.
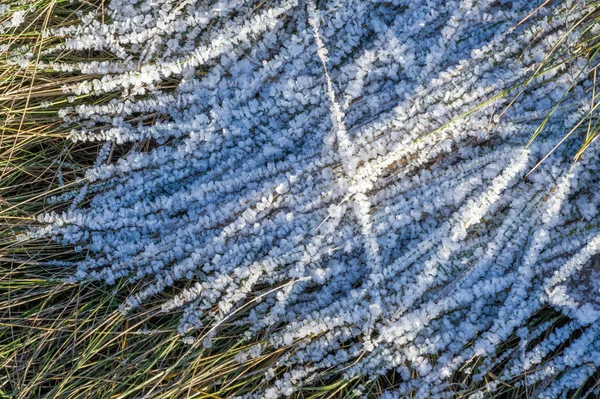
[0,2,380,398]
[1,1,600,398]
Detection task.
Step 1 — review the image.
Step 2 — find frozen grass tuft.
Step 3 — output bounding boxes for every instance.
[2,0,600,398]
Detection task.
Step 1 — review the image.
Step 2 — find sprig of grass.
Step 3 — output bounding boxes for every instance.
[525,1,600,175]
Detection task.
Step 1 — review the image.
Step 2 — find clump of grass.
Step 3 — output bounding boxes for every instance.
[2,1,600,399]
[525,1,600,174]
[0,3,387,398]
[0,2,265,398]
[568,2,600,161]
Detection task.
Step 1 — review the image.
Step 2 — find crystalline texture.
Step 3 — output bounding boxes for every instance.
[24,0,600,397]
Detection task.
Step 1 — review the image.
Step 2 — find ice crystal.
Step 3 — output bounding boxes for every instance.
[23,0,600,396]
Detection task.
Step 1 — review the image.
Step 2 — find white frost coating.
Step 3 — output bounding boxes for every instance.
[20,0,600,397]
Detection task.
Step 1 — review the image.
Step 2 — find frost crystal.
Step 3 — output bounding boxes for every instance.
[27,0,600,396]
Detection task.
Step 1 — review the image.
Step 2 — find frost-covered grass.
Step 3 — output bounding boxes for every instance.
[0,3,279,399]
[0,2,395,398]
[3,0,600,398]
